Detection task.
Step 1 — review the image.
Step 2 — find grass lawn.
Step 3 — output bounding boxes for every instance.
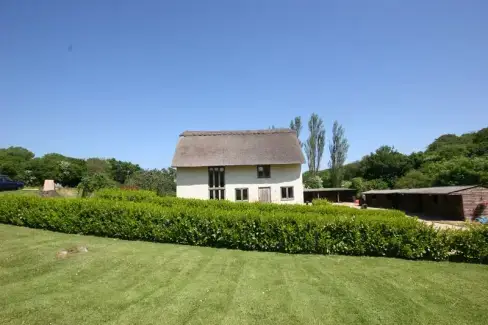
[0,188,79,197]
[1,224,487,325]
[0,189,39,196]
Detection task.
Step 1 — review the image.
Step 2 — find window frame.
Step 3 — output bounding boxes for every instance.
[208,166,225,200]
[257,165,271,179]
[235,188,249,202]
[280,186,294,200]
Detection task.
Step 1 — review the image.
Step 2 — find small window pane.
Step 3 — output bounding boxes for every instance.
[220,190,225,200]
[236,189,242,201]
[288,187,294,199]
[220,170,225,187]
[281,187,287,198]
[209,169,214,187]
[257,165,270,178]
[210,190,214,199]
[243,189,248,200]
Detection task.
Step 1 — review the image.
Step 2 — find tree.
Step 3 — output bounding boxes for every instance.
[343,161,361,181]
[304,113,325,175]
[328,121,349,187]
[289,116,303,147]
[86,158,111,175]
[108,159,142,184]
[422,156,488,186]
[0,147,35,179]
[303,175,323,189]
[394,170,433,189]
[359,146,411,187]
[78,173,117,197]
[125,168,176,196]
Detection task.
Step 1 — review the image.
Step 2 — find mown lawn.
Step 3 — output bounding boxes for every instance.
[1,224,487,325]
[0,189,38,196]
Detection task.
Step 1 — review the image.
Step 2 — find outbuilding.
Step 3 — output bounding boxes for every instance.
[303,188,356,203]
[363,186,488,220]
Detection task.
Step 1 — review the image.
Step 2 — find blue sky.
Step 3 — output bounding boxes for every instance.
[1,0,487,169]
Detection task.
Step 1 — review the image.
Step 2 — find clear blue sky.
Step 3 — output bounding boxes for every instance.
[1,1,487,169]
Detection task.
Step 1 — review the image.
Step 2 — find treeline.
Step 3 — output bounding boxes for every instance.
[0,147,176,195]
[304,127,488,192]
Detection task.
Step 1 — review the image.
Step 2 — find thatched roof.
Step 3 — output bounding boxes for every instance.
[363,186,481,195]
[172,129,305,167]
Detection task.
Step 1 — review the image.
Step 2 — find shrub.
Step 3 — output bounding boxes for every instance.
[95,189,407,220]
[1,195,487,263]
[78,173,117,197]
[312,199,332,206]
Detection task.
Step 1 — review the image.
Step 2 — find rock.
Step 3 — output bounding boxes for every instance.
[43,180,55,192]
[56,250,68,259]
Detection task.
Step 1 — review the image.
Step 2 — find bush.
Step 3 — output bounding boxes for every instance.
[0,195,448,261]
[1,195,487,263]
[78,173,117,197]
[95,189,406,220]
[312,199,332,206]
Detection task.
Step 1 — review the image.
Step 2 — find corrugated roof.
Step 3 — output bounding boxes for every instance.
[304,188,356,192]
[363,185,480,195]
[172,128,305,167]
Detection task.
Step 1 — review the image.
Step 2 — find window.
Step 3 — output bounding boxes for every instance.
[257,165,270,178]
[209,167,225,200]
[281,186,294,200]
[235,188,249,201]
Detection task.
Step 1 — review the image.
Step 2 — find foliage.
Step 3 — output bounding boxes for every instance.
[78,173,117,197]
[395,170,433,189]
[303,175,323,189]
[304,113,326,175]
[350,177,389,195]
[311,198,332,206]
[1,195,487,263]
[328,121,349,187]
[96,188,407,219]
[343,161,361,181]
[289,116,303,147]
[86,158,111,175]
[422,157,488,186]
[359,146,411,187]
[125,168,176,196]
[108,158,142,184]
[0,147,35,179]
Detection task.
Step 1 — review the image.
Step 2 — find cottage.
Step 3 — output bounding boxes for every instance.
[363,186,488,220]
[171,129,305,203]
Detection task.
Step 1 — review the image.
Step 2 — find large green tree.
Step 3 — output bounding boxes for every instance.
[289,116,303,147]
[304,113,325,175]
[125,168,176,196]
[108,159,142,184]
[359,146,411,188]
[328,121,349,187]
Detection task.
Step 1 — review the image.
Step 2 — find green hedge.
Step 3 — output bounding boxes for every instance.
[95,189,406,220]
[1,195,487,263]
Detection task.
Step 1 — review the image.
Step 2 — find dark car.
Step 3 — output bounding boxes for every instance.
[0,175,24,191]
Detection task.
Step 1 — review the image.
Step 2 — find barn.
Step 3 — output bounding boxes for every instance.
[363,186,488,221]
[303,188,356,203]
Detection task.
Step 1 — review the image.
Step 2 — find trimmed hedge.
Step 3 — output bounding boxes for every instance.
[95,189,406,220]
[1,195,487,263]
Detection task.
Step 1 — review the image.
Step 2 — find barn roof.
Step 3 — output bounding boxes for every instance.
[171,129,305,167]
[304,188,356,192]
[363,185,481,195]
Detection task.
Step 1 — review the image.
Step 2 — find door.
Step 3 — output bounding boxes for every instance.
[258,187,271,203]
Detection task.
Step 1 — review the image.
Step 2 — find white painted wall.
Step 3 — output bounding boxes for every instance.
[176,164,304,204]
